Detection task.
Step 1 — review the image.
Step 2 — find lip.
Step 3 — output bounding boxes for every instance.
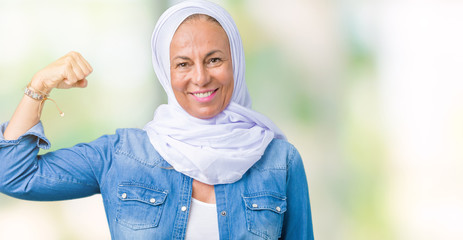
[189,88,218,103]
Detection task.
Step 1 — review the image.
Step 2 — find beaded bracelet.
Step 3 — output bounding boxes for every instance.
[24,85,48,100]
[24,84,64,117]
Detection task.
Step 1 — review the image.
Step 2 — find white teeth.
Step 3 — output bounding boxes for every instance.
[193,90,214,98]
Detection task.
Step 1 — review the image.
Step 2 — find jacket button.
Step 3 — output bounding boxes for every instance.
[276,206,281,212]
[150,198,156,203]
[221,211,227,216]
[121,193,127,199]
[252,203,258,208]
[181,206,187,212]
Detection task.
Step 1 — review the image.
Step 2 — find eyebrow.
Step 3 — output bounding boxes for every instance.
[205,50,222,58]
[172,50,223,61]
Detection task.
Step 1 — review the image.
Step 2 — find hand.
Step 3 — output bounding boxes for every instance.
[30,51,93,94]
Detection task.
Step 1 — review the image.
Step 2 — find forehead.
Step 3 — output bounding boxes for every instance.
[170,17,230,53]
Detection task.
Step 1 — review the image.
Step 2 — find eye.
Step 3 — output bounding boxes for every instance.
[208,58,222,66]
[176,62,188,68]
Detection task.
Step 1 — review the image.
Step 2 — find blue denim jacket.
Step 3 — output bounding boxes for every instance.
[0,122,314,239]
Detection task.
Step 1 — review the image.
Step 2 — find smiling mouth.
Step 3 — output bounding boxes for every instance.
[191,89,218,98]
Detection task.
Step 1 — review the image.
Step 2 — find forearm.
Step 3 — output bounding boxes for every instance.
[3,94,42,140]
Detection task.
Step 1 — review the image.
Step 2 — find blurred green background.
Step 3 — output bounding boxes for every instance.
[1,0,462,239]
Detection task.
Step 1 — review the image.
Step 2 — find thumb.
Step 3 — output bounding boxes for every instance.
[74,79,88,88]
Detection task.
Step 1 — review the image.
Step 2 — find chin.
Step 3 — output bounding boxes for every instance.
[193,113,217,120]
[190,109,221,119]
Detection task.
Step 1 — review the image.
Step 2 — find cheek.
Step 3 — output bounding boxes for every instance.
[213,63,233,86]
[215,67,234,105]
[222,66,234,94]
[170,72,186,92]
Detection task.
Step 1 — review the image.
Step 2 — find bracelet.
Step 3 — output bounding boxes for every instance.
[24,85,48,101]
[24,84,64,117]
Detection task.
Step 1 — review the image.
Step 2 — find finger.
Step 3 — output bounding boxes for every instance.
[70,59,86,80]
[85,60,93,73]
[75,53,93,75]
[64,51,89,77]
[64,63,78,85]
[69,51,92,76]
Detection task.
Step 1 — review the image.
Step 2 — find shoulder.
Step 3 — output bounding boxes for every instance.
[112,128,163,167]
[265,138,298,155]
[114,128,148,142]
[252,138,301,171]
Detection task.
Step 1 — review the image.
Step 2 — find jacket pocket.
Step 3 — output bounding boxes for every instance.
[242,192,287,240]
[116,183,168,230]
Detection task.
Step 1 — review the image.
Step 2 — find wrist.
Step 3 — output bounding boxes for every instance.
[23,82,64,117]
[30,75,52,95]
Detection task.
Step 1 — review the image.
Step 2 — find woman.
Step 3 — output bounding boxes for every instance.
[0,0,314,239]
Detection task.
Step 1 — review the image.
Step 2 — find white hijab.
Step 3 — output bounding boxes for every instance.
[144,0,285,185]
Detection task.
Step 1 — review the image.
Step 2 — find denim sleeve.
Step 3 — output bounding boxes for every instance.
[281,145,315,239]
[0,121,115,201]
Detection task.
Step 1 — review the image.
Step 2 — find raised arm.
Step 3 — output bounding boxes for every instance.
[3,51,92,140]
[0,52,105,200]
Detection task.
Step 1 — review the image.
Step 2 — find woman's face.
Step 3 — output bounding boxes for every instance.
[170,17,234,119]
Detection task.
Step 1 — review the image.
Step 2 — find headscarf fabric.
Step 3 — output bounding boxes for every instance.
[144,0,285,185]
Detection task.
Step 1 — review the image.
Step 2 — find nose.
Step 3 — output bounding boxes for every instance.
[192,64,210,87]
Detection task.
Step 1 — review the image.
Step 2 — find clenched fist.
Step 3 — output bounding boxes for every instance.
[30,51,93,94]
